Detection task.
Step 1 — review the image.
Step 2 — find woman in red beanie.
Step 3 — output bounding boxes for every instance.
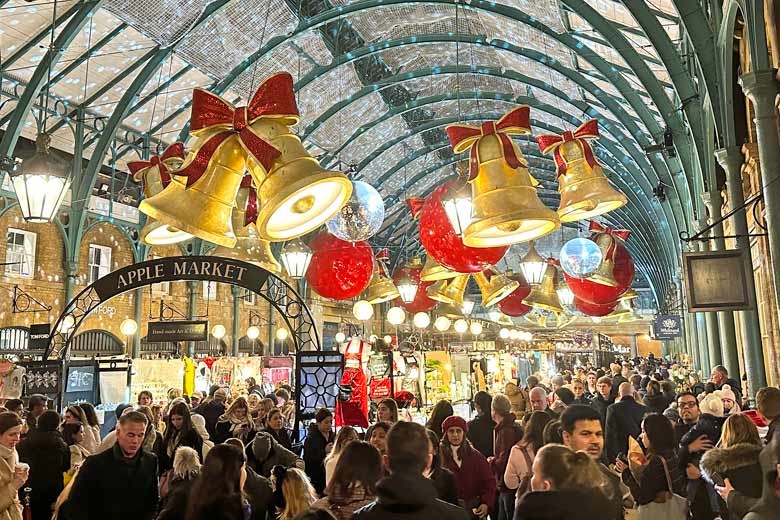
[439,415,496,519]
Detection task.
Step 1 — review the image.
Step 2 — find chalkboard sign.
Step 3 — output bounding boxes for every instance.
[66,365,95,393]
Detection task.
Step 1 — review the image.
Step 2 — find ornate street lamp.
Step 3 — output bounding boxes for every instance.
[519,242,546,285]
[280,238,312,279]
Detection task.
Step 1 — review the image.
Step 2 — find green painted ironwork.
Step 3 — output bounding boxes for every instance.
[49,23,130,86]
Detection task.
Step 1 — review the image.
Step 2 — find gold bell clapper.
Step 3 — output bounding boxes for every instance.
[211,176,281,273]
[536,119,627,223]
[365,258,400,304]
[129,143,194,246]
[474,268,519,308]
[446,106,560,248]
[586,221,631,287]
[437,273,470,307]
[522,262,563,314]
[420,255,460,282]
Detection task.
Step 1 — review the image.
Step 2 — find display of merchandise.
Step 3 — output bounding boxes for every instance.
[195,361,211,394]
[335,338,369,428]
[0,362,25,399]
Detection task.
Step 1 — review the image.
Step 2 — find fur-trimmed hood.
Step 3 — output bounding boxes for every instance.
[700,442,762,481]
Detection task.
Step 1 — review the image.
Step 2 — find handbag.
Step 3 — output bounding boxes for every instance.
[515,446,533,498]
[635,456,688,520]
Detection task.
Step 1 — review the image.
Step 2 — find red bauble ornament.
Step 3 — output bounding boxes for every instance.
[306,232,374,300]
[419,181,508,272]
[391,262,437,313]
[498,273,533,317]
[565,239,635,304]
[573,297,616,317]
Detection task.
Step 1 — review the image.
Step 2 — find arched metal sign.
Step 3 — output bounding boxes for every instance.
[46,256,320,359]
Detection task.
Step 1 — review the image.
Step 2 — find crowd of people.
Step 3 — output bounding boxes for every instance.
[0,357,777,520]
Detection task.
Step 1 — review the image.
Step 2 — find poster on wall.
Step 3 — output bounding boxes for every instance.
[683,250,754,312]
[652,315,682,339]
[23,361,61,397]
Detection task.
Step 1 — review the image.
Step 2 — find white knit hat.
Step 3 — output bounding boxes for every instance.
[720,384,737,402]
[700,392,725,417]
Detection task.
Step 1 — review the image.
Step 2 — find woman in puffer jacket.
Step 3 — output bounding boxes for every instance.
[702,414,764,520]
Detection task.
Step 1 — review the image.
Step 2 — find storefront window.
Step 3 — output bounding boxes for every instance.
[88,244,112,283]
[5,228,36,278]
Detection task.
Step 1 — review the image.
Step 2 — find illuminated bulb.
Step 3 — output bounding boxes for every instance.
[499,327,510,339]
[509,329,520,340]
[335,332,346,343]
[453,319,468,334]
[211,324,226,339]
[369,334,378,343]
[413,312,430,329]
[352,300,374,321]
[120,318,138,336]
[469,321,483,336]
[383,335,392,344]
[276,328,289,341]
[247,325,260,340]
[434,316,451,332]
[386,306,406,326]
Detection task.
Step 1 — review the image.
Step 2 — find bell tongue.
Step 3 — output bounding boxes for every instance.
[292,195,315,214]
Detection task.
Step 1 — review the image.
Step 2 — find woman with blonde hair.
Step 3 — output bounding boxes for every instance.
[214,396,255,444]
[516,444,614,519]
[324,426,358,486]
[280,468,318,520]
[702,413,763,519]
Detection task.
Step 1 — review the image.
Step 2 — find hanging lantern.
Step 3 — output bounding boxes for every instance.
[211,175,281,273]
[559,237,602,279]
[8,133,71,223]
[335,331,346,343]
[497,269,533,317]
[326,180,385,242]
[418,180,508,273]
[386,306,406,326]
[522,261,563,314]
[573,296,616,317]
[306,232,374,300]
[130,142,194,245]
[461,298,475,315]
[445,106,560,247]
[392,258,436,312]
[420,255,460,282]
[536,119,627,222]
[519,242,547,285]
[140,73,352,246]
[441,180,473,237]
[556,284,575,307]
[474,268,519,308]
[280,238,312,279]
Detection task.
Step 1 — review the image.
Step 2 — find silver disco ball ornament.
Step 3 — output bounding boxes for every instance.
[326,180,384,242]
[559,237,603,278]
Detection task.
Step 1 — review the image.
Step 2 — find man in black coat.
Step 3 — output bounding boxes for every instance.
[67,411,159,520]
[17,411,68,520]
[353,421,469,520]
[710,365,742,405]
[466,390,494,457]
[605,382,647,463]
[590,375,614,425]
[191,387,227,438]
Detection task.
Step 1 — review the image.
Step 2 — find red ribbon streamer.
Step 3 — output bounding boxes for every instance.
[406,197,426,219]
[589,220,631,258]
[240,175,258,226]
[445,106,531,181]
[128,142,185,188]
[535,119,600,177]
[176,73,299,187]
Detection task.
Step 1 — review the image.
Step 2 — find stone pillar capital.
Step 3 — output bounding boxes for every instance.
[714,147,744,174]
[739,70,780,113]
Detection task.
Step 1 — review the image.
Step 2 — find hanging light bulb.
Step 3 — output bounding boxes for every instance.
[280,238,312,279]
[413,312,431,329]
[352,300,374,321]
[469,321,483,336]
[509,329,520,340]
[335,331,346,343]
[499,327,510,339]
[211,324,226,339]
[386,306,406,326]
[453,319,469,334]
[462,298,475,315]
[441,181,473,236]
[120,319,138,336]
[276,328,289,341]
[396,272,419,303]
[383,334,393,344]
[519,242,546,285]
[247,326,261,340]
[434,316,451,332]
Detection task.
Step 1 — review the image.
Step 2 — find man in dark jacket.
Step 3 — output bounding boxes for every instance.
[467,390,494,457]
[605,383,647,463]
[711,365,742,405]
[489,394,523,520]
[590,375,613,424]
[353,421,468,520]
[191,387,227,438]
[67,411,158,520]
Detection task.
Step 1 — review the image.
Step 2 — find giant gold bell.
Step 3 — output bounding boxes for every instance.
[475,269,519,308]
[437,303,465,320]
[463,135,560,248]
[365,260,400,304]
[134,154,193,246]
[522,264,563,314]
[587,233,619,287]
[556,140,627,223]
[420,256,460,282]
[434,274,470,307]
[140,127,245,247]
[608,299,634,320]
[246,119,352,241]
[210,186,281,273]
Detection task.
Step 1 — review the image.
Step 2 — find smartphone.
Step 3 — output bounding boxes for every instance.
[709,471,726,487]
[616,452,628,465]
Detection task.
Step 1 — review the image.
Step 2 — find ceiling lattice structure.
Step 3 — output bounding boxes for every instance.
[0,0,703,307]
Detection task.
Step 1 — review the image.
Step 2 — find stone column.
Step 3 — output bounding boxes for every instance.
[132,287,143,358]
[740,71,780,327]
[715,147,768,392]
[629,334,638,358]
[187,281,197,357]
[697,311,710,374]
[695,222,723,369]
[231,285,241,357]
[701,190,741,379]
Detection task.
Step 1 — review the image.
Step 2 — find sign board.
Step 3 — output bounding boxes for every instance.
[65,364,95,393]
[652,315,682,339]
[682,250,755,312]
[28,324,51,351]
[147,321,208,343]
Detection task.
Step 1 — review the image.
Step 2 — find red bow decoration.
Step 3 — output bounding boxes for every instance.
[376,248,390,261]
[589,220,631,259]
[240,175,258,227]
[406,198,426,219]
[128,142,185,188]
[176,73,299,187]
[535,119,600,177]
[446,106,530,181]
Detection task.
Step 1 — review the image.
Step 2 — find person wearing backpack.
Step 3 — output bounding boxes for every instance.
[504,411,551,508]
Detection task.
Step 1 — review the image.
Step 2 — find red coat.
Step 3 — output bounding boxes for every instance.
[490,413,524,492]
[440,441,496,509]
